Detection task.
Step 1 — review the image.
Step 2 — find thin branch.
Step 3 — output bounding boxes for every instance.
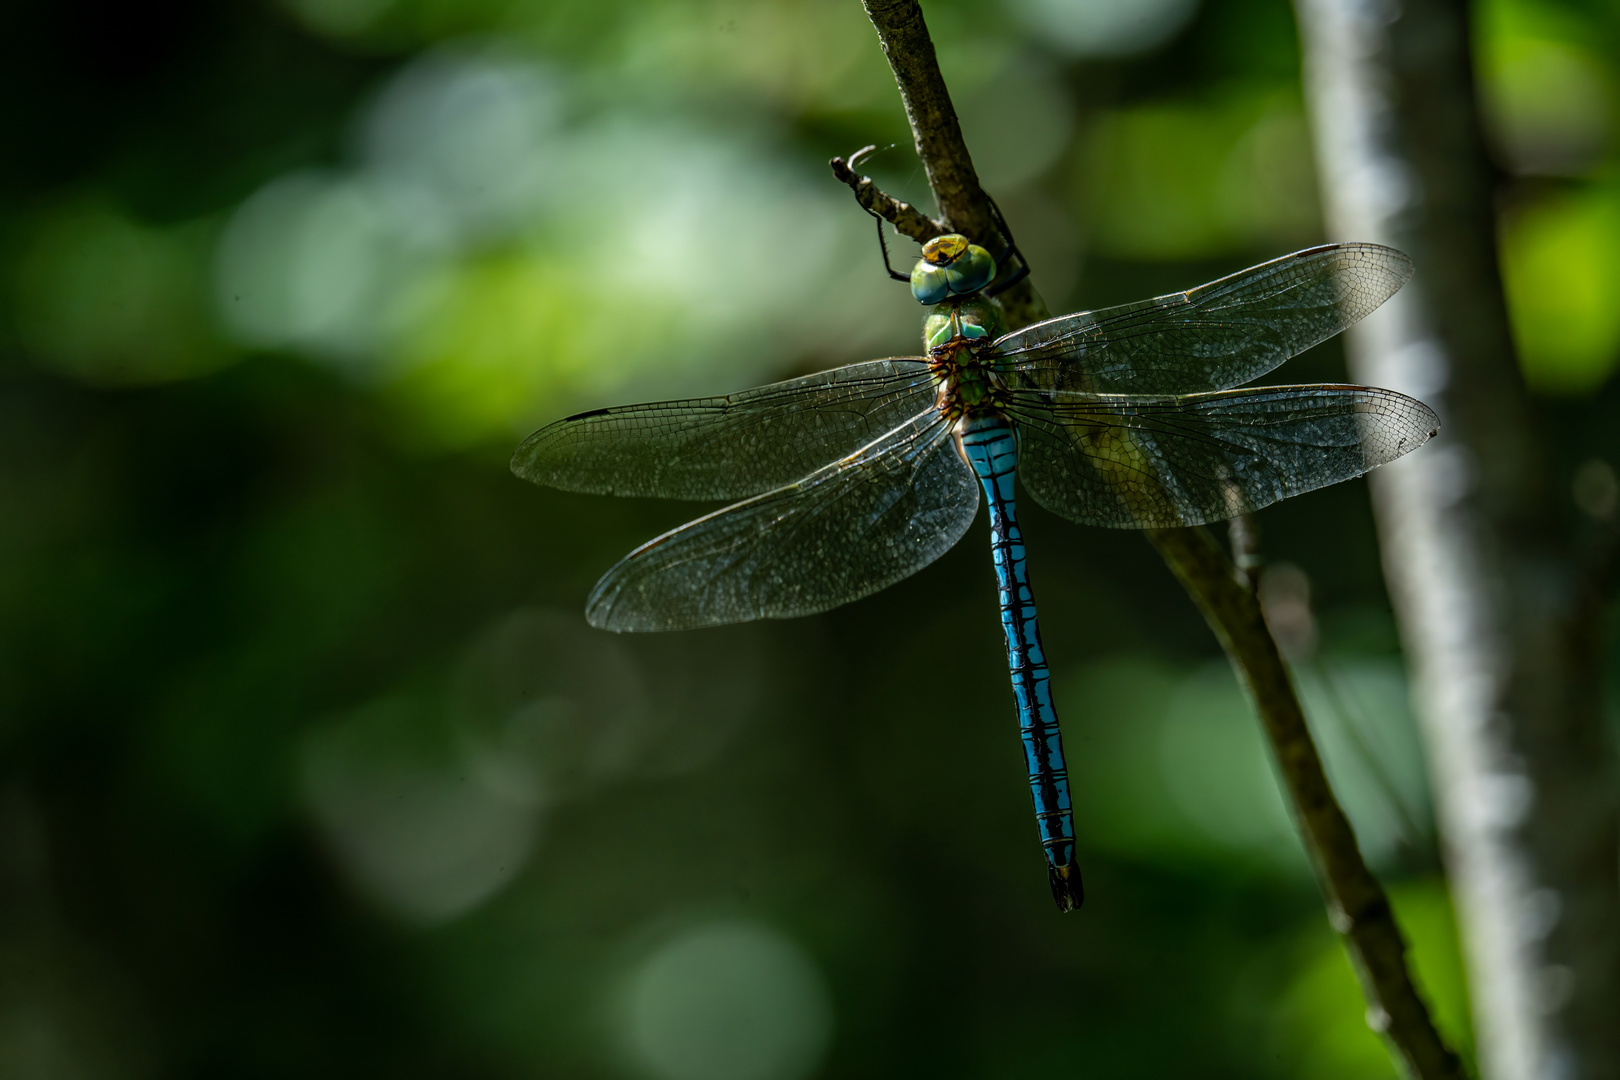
[857,0,1048,328]
[850,2,1466,1077]
[860,0,988,235]
[1149,528,1464,1080]
[829,150,947,243]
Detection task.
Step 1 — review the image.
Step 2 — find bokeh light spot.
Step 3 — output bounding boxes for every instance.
[210,45,893,449]
[301,692,541,924]
[361,47,560,244]
[1081,93,1319,260]
[1476,0,1613,177]
[1500,189,1620,395]
[955,57,1075,190]
[1004,0,1200,58]
[215,171,416,363]
[623,921,833,1080]
[1158,663,1301,863]
[281,0,395,38]
[17,203,227,386]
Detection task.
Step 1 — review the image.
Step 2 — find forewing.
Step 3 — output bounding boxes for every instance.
[1007,385,1439,529]
[586,410,979,631]
[988,244,1413,394]
[511,359,937,500]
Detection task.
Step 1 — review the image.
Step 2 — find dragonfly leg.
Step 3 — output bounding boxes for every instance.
[981,197,1030,298]
[870,214,911,283]
[958,413,1083,912]
[839,145,912,284]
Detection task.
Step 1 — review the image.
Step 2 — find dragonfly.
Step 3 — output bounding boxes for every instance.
[512,227,1438,912]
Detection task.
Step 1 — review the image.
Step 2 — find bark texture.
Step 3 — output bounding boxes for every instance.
[1294,1,1620,1077]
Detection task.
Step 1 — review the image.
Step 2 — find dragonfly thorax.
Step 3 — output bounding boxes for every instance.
[933,323,1004,424]
[923,294,1006,350]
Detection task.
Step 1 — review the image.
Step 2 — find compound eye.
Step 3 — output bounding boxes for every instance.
[944,244,995,295]
[910,261,950,305]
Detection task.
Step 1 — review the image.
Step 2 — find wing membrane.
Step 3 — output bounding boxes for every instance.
[1007,385,1439,529]
[587,410,978,631]
[512,359,936,500]
[988,244,1413,395]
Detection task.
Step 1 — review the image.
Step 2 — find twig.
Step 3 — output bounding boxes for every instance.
[1149,528,1463,1080]
[829,149,947,244]
[850,2,1466,1077]
[855,0,1048,329]
[860,1,989,235]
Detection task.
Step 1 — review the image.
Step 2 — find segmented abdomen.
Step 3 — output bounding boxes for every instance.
[958,414,1082,911]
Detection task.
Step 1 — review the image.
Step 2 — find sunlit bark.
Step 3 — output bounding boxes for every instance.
[1294,1,1620,1076]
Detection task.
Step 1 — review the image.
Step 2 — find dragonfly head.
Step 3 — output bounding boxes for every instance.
[910,233,995,305]
[923,295,1007,350]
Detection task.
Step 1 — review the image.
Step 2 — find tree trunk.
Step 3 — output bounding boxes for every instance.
[1293,1,1620,1077]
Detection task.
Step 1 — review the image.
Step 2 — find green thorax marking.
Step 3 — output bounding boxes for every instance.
[923,294,1007,350]
[925,296,1012,421]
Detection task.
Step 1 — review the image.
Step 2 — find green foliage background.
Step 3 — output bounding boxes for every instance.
[2,0,1618,1077]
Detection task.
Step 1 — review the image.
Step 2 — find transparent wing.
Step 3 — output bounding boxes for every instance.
[512,359,937,500]
[586,410,978,631]
[987,244,1413,395]
[1006,385,1439,529]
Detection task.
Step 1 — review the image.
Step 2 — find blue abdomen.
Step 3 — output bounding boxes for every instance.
[957,414,1082,911]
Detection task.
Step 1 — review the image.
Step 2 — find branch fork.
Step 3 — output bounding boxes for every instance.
[829,147,946,245]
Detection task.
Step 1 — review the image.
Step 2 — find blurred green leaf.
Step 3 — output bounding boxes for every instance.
[13,202,231,386]
[1272,879,1474,1079]
[1078,90,1320,260]
[1500,186,1620,394]
[1477,0,1617,176]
